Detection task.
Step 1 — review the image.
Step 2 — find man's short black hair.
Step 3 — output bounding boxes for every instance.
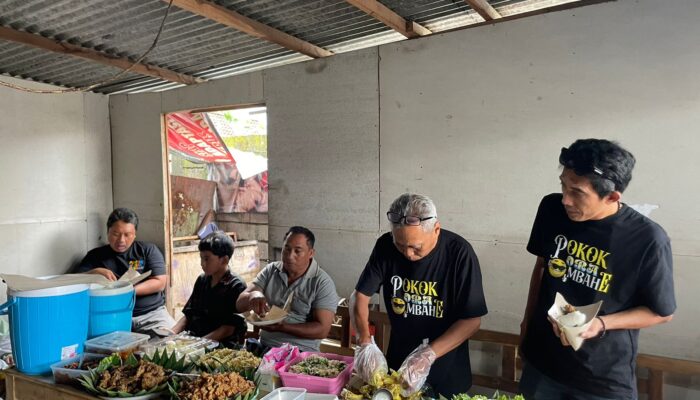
[107,208,139,230]
[198,231,234,258]
[559,139,636,197]
[284,226,315,249]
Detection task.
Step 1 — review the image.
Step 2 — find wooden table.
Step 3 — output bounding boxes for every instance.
[3,368,98,400]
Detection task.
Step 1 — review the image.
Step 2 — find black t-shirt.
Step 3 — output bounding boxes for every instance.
[522,194,676,399]
[356,229,488,398]
[77,241,167,316]
[182,270,247,338]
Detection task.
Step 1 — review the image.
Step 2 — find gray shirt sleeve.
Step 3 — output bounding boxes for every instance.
[252,263,275,289]
[312,271,340,313]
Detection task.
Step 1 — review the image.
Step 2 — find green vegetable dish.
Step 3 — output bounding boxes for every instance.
[452,392,525,400]
[289,355,346,378]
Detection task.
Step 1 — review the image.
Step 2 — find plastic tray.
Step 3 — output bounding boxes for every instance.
[84,331,150,355]
[139,333,218,362]
[277,352,354,395]
[305,394,339,400]
[260,387,307,400]
[51,353,105,384]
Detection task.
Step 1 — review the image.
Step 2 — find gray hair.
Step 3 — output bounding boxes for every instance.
[388,193,438,232]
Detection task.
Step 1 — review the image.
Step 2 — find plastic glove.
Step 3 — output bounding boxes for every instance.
[398,341,436,396]
[354,337,388,386]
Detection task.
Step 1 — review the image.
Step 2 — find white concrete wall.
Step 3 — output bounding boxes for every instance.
[265,48,380,294]
[0,77,112,301]
[108,0,699,381]
[378,0,700,361]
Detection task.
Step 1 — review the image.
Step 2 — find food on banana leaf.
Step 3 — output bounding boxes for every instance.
[196,348,261,373]
[79,354,169,397]
[341,369,421,400]
[289,354,346,378]
[172,371,256,400]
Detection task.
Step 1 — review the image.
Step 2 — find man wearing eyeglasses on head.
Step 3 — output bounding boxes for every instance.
[351,193,487,398]
[519,139,676,400]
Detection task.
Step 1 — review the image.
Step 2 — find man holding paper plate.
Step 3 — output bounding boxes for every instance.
[519,139,676,400]
[237,226,339,352]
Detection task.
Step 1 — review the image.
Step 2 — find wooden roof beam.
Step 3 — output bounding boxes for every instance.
[345,0,431,39]
[465,0,502,21]
[0,26,202,85]
[167,0,332,58]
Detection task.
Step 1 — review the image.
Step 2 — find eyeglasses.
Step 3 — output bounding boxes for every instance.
[559,147,615,182]
[386,212,436,226]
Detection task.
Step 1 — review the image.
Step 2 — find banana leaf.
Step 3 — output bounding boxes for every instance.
[143,348,193,373]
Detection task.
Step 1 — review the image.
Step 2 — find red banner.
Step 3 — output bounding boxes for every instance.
[166,112,234,163]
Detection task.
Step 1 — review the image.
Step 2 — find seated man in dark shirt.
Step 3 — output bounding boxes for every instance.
[77,207,175,335]
[172,231,247,343]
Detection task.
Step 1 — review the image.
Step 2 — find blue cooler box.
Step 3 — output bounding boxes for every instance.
[0,284,89,375]
[88,281,135,338]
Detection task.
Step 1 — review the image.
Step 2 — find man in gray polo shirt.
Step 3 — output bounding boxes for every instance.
[237,226,339,351]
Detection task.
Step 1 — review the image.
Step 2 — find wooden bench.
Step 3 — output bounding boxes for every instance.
[320,306,700,400]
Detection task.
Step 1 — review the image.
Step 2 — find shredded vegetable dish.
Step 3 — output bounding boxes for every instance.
[289,355,346,378]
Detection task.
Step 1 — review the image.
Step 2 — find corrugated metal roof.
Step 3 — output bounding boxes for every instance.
[0,0,586,94]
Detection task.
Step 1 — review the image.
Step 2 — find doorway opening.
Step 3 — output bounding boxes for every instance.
[164,106,268,319]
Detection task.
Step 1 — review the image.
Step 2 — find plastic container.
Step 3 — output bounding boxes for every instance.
[257,372,283,393]
[84,331,149,356]
[305,394,339,400]
[51,353,105,384]
[260,387,307,400]
[139,333,218,362]
[277,352,354,395]
[0,283,90,375]
[88,282,135,338]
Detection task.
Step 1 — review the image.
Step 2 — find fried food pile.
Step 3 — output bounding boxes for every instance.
[177,372,255,400]
[97,360,168,393]
[197,349,261,372]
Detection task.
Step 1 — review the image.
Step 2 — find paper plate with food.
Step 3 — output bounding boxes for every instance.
[245,292,293,326]
[547,292,603,351]
[245,306,288,326]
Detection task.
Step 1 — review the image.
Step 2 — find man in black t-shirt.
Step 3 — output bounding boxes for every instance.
[77,208,175,336]
[353,193,487,398]
[519,139,676,400]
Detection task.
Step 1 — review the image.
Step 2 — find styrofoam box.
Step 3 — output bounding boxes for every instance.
[277,352,354,396]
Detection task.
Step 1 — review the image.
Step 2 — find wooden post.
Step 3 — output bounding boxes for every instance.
[648,369,664,400]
